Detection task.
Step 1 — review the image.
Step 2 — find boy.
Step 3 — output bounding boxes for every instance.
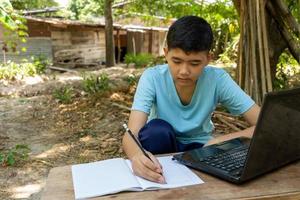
[122,16,260,184]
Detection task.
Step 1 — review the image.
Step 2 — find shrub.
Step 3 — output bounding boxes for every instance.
[82,73,110,95]
[0,55,50,80]
[0,61,36,80]
[53,86,74,104]
[31,54,50,74]
[124,53,154,68]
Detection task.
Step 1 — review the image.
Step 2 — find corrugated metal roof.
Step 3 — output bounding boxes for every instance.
[25,16,107,28]
[25,16,168,31]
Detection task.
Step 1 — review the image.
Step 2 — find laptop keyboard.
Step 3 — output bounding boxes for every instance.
[202,146,248,173]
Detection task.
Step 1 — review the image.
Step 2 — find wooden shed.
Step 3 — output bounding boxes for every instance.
[30,17,107,67]
[0,17,107,66]
[0,16,168,67]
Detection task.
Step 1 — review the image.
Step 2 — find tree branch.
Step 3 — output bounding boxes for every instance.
[266,1,300,64]
[274,0,300,37]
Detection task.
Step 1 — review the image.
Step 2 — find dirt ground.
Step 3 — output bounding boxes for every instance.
[0,65,246,200]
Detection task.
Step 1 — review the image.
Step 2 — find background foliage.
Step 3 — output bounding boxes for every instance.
[10,0,58,10]
[0,0,299,88]
[0,0,28,53]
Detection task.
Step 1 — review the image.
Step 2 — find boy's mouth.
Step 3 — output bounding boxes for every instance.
[178,77,190,81]
[177,78,192,84]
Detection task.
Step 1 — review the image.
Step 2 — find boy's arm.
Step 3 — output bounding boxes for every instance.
[122,110,165,183]
[122,110,148,159]
[205,104,260,146]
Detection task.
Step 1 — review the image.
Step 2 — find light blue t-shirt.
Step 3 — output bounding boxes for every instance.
[132,64,255,144]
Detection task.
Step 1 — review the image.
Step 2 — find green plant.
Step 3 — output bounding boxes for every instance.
[0,0,28,62]
[217,34,239,63]
[124,74,139,86]
[274,64,289,90]
[274,52,299,90]
[0,58,49,80]
[31,54,50,74]
[0,144,30,167]
[82,73,110,94]
[53,86,74,104]
[0,61,36,80]
[124,53,154,68]
[152,56,166,65]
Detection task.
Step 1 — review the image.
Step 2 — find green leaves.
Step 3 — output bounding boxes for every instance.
[0,55,50,80]
[124,53,155,68]
[0,0,28,54]
[68,0,105,20]
[0,144,30,167]
[53,86,74,104]
[82,73,110,95]
[10,0,59,10]
[7,151,16,166]
[0,0,17,30]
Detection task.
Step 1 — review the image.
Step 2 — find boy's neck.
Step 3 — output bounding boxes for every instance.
[175,83,197,105]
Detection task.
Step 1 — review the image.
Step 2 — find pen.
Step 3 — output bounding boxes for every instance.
[122,123,153,162]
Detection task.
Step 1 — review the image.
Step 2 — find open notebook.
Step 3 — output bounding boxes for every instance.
[72,156,204,199]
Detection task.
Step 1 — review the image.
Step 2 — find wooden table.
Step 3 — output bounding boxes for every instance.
[41,161,300,200]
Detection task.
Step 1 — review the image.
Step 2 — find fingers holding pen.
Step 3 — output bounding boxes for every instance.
[132,153,166,184]
[143,153,166,183]
[147,151,163,174]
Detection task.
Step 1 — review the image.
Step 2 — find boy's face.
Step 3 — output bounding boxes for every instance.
[164,48,211,88]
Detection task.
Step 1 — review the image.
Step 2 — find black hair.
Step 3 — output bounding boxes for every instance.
[166,16,213,53]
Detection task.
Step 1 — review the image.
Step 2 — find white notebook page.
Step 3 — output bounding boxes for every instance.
[126,156,204,189]
[72,158,140,199]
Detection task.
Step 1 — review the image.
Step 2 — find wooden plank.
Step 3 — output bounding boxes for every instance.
[27,21,51,37]
[49,66,78,72]
[148,30,153,54]
[53,45,105,51]
[42,161,300,200]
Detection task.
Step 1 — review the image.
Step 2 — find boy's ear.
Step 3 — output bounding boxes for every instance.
[207,52,213,62]
[163,47,168,57]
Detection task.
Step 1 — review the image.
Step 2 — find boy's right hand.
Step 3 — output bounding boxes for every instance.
[131,151,166,184]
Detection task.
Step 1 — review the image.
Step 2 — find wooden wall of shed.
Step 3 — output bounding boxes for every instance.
[27,20,51,37]
[51,26,106,66]
[126,30,167,57]
[0,23,52,63]
[151,31,160,56]
[0,37,52,63]
[127,30,143,55]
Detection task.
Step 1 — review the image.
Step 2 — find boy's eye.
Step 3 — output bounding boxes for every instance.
[190,62,201,66]
[172,60,181,64]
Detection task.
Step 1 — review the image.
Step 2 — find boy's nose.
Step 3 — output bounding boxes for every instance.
[179,63,190,75]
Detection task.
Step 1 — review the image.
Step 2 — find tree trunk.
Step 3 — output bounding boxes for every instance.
[232,0,299,104]
[104,0,115,67]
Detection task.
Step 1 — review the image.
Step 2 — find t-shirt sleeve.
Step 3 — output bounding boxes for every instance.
[131,68,156,114]
[216,71,255,115]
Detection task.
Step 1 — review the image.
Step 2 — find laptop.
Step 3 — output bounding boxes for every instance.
[173,87,300,184]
